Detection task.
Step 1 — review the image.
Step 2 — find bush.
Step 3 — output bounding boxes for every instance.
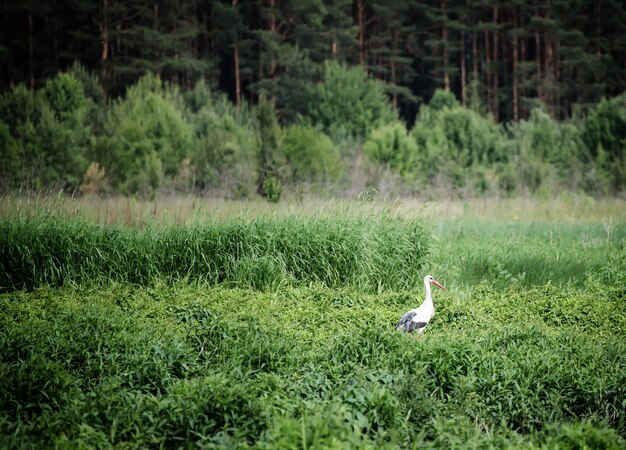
[282,124,341,186]
[256,98,285,200]
[94,74,193,195]
[0,74,91,191]
[504,108,588,195]
[409,89,505,192]
[306,61,397,138]
[581,93,626,194]
[0,122,19,192]
[184,80,258,197]
[364,121,417,169]
[42,72,85,121]
[0,83,38,133]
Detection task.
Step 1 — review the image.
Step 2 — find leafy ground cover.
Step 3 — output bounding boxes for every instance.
[1,199,625,448]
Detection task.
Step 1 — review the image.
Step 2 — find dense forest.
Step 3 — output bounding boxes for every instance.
[1,0,625,198]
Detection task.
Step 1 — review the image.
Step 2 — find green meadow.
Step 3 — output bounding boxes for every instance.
[1,196,625,449]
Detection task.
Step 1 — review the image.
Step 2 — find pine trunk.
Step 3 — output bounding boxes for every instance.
[233,0,241,110]
[357,0,366,68]
[53,0,58,69]
[544,30,552,111]
[268,0,276,79]
[492,3,499,122]
[484,27,491,116]
[391,27,398,108]
[535,26,542,101]
[460,30,466,107]
[28,10,34,91]
[520,12,527,118]
[472,27,478,104]
[512,8,519,121]
[441,0,449,91]
[3,0,9,86]
[100,0,109,100]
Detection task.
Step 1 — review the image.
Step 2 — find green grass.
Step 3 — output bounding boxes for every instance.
[431,220,626,290]
[1,282,624,449]
[1,197,625,448]
[0,213,430,293]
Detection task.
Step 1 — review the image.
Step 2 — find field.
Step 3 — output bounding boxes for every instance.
[1,195,625,449]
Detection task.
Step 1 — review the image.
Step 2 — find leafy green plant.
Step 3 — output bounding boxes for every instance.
[282,124,341,186]
[306,61,397,138]
[409,89,505,192]
[364,121,416,169]
[94,74,193,195]
[581,93,626,194]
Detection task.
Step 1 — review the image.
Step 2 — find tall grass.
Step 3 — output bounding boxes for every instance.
[0,213,430,293]
[431,220,626,290]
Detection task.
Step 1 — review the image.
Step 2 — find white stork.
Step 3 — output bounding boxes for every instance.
[395,275,447,334]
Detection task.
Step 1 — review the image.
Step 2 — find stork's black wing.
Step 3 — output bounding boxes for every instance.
[395,311,416,330]
[404,320,428,333]
[395,310,428,333]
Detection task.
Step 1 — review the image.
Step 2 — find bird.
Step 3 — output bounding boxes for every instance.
[395,275,447,334]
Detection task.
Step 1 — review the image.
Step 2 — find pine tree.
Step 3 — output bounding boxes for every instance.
[369,0,419,110]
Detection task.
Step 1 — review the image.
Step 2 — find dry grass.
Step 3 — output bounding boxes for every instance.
[1,192,625,226]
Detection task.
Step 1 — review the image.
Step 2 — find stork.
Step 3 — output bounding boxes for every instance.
[395,275,447,334]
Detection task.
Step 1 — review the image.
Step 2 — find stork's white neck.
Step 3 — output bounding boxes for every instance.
[424,279,433,304]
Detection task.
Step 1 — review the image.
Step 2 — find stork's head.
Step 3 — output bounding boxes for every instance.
[424,275,447,290]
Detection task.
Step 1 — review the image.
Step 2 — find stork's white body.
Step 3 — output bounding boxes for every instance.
[395,275,446,334]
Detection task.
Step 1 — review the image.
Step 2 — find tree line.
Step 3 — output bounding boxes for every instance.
[0,1,625,198]
[2,0,626,123]
[1,64,624,198]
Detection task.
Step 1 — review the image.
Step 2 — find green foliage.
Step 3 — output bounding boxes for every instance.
[503,108,585,195]
[0,74,91,191]
[261,176,283,203]
[66,61,105,107]
[0,122,19,191]
[0,213,431,293]
[282,124,341,186]
[0,83,38,132]
[427,89,459,112]
[0,209,625,447]
[1,255,624,447]
[364,121,417,169]
[581,93,626,194]
[184,80,258,197]
[41,72,85,121]
[95,74,193,195]
[430,219,626,291]
[256,98,285,200]
[306,61,397,138]
[409,90,505,192]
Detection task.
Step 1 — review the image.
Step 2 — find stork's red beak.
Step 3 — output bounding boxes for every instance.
[432,279,447,290]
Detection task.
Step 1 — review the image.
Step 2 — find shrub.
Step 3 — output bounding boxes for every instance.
[256,98,285,200]
[185,80,258,197]
[94,74,193,194]
[581,93,626,194]
[0,122,19,192]
[504,108,588,195]
[282,124,341,186]
[0,83,38,133]
[306,61,397,138]
[42,73,86,121]
[364,121,416,169]
[409,89,505,191]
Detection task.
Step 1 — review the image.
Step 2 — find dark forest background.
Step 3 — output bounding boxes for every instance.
[1,0,625,199]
